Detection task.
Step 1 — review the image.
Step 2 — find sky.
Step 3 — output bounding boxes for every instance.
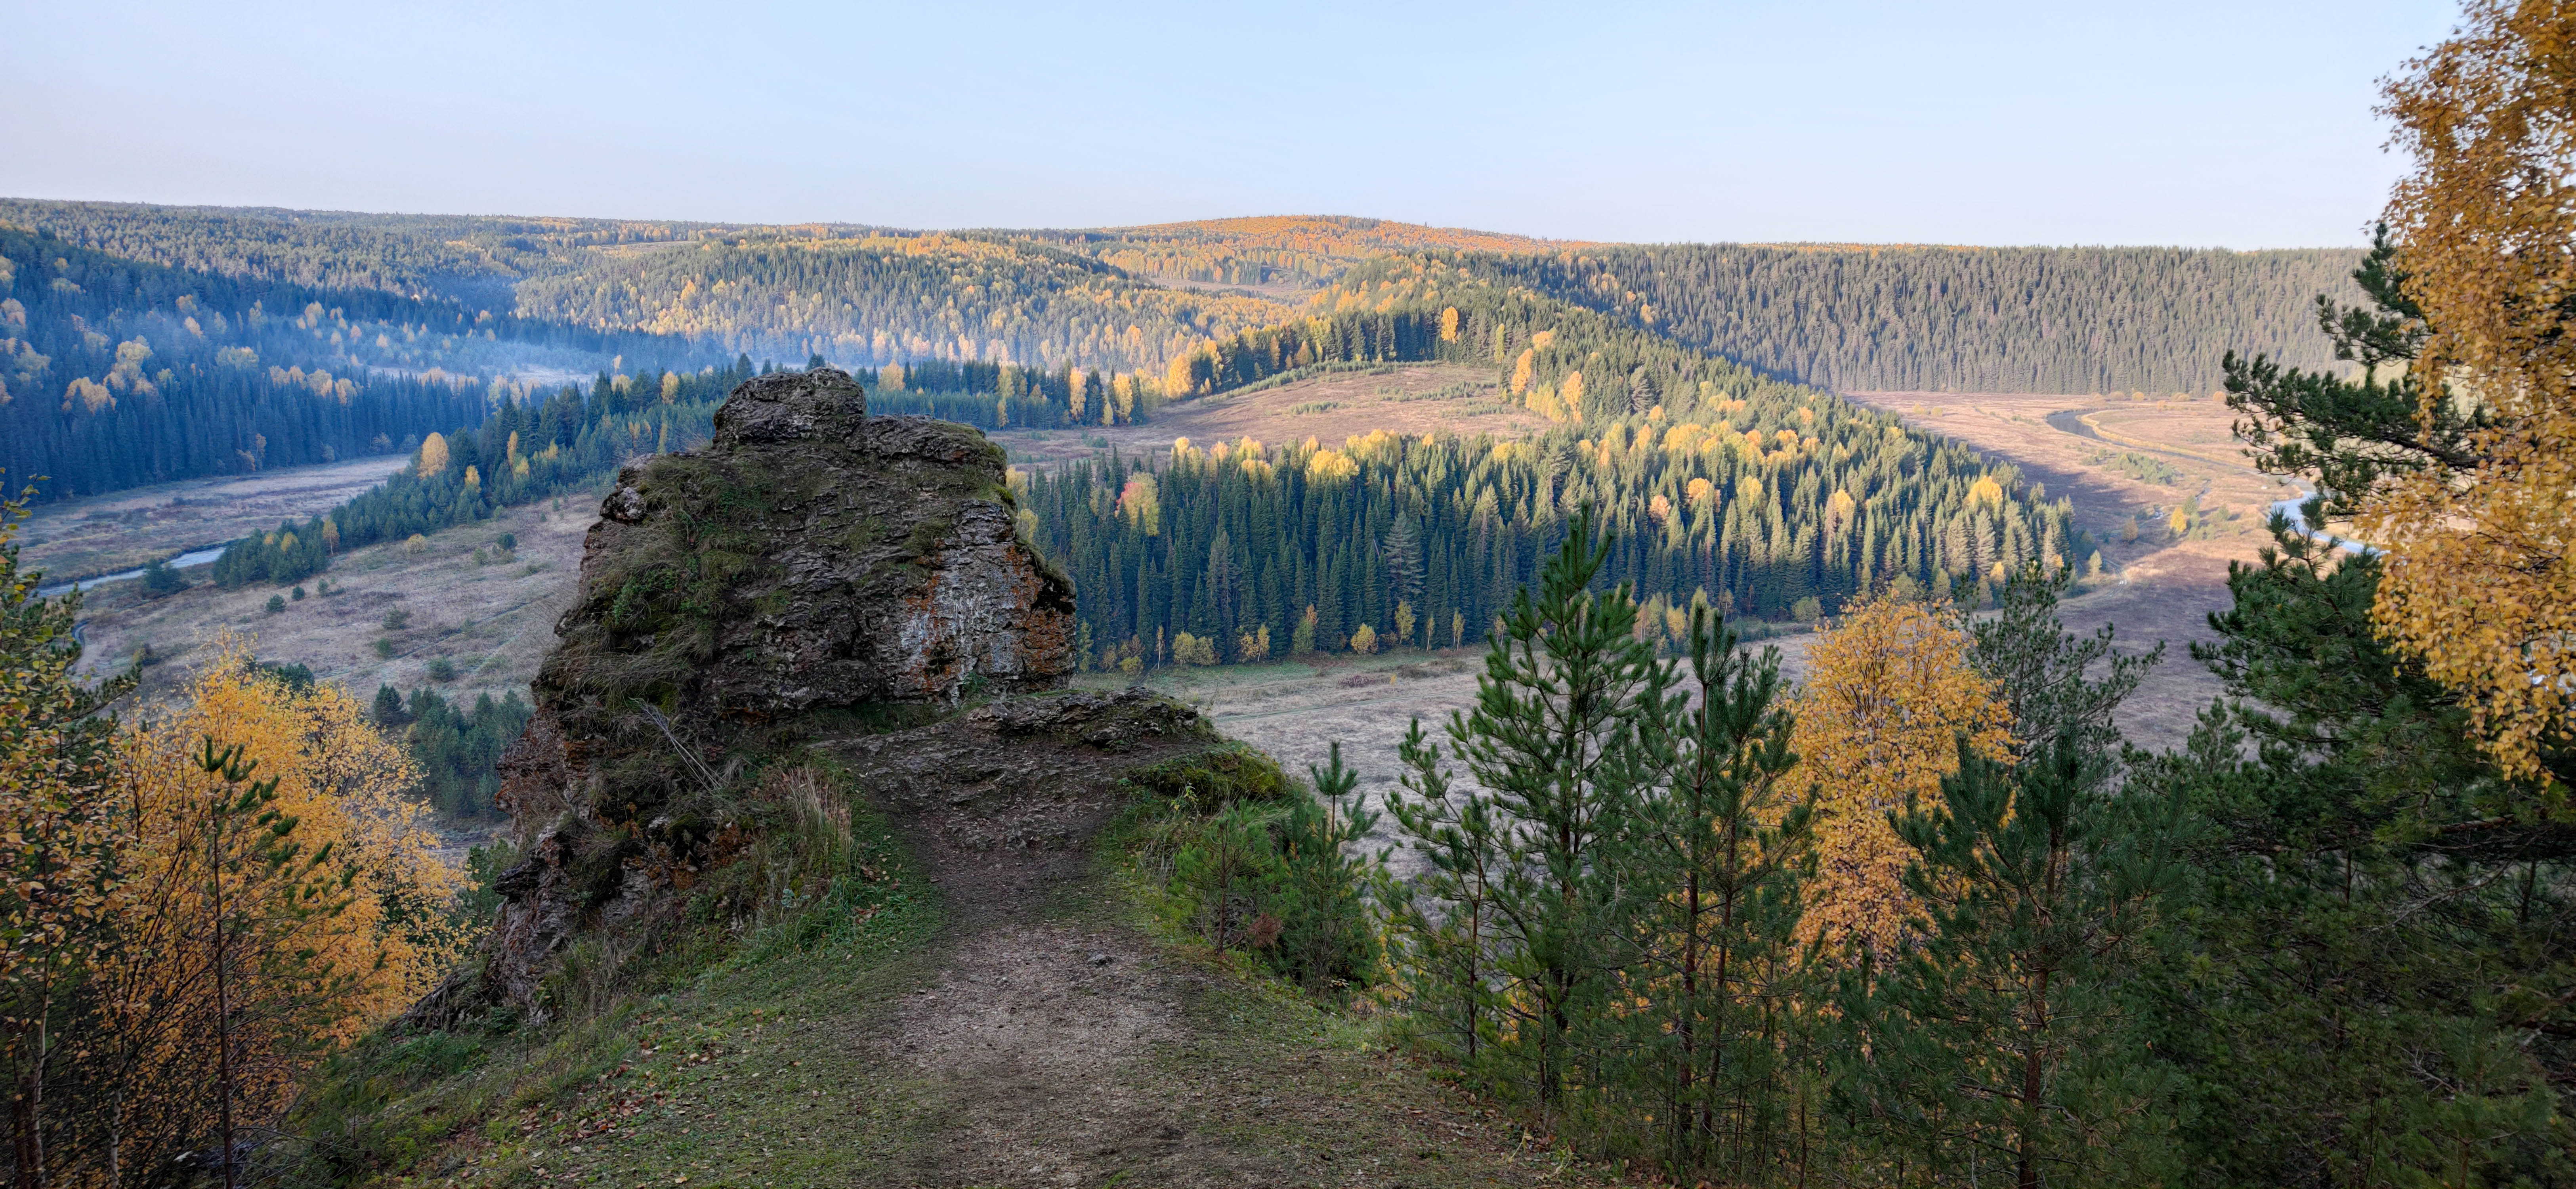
[3,0,2460,248]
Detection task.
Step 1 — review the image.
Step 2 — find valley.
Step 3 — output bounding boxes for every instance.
[29,377,2284,765]
[41,486,589,713]
[11,6,2570,1184]
[17,454,411,587]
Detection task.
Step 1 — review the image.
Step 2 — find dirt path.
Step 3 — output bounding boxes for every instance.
[818,693,1594,1187]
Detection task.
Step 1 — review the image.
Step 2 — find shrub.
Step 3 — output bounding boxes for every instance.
[1134,744,1381,992]
[141,559,187,595]
[382,608,411,630]
[265,594,285,614]
[426,658,458,682]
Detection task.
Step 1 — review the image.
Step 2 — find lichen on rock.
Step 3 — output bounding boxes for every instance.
[413,366,1083,1025]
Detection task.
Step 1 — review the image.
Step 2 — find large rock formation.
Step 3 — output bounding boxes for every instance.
[415,367,1083,1023]
[565,365,1075,721]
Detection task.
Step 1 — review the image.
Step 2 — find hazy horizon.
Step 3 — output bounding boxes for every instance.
[0,197,2390,254]
[4,0,2455,250]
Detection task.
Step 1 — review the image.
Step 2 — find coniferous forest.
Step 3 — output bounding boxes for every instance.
[1022,260,2080,663]
[6,10,2571,1179]
[1473,243,2368,394]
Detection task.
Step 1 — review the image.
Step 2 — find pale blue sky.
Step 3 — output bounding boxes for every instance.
[4,0,2457,247]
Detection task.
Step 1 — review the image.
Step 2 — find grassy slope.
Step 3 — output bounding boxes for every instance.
[301,763,1602,1189]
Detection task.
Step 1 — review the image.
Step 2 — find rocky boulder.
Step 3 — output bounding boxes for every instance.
[413,367,1081,1025]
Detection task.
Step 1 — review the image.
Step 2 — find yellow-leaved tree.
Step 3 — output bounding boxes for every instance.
[1791,596,2010,960]
[73,636,460,1181]
[2370,0,2576,784]
[415,431,449,478]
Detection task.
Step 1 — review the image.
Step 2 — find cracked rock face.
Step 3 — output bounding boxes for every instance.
[410,367,1079,1026]
[553,367,1076,722]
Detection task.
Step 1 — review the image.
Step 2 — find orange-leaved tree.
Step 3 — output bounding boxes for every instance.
[2372,0,2576,786]
[1791,594,2010,961]
[65,636,459,1182]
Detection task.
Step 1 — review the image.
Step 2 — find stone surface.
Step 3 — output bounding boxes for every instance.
[411,367,1083,1025]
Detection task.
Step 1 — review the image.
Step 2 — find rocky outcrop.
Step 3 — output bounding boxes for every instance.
[412,367,1085,1026]
[562,366,1075,722]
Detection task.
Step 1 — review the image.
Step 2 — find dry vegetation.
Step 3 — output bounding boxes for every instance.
[17,456,409,583]
[1000,363,1543,469]
[55,496,592,713]
[1846,389,2303,746]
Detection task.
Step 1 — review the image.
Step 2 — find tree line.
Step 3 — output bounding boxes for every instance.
[1020,258,2089,666]
[1470,242,2368,394]
[1014,214,1568,293]
[0,224,731,506]
[1023,419,2081,672]
[0,228,490,502]
[15,200,2383,403]
[506,232,1283,378]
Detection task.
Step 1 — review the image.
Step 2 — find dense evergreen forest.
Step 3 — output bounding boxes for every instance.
[1475,243,2367,393]
[370,684,532,819]
[0,199,752,304]
[505,232,1281,375]
[0,216,733,504]
[0,228,492,501]
[1023,259,2083,663]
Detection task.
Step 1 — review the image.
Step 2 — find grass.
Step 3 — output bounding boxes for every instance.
[285,763,942,1188]
[288,731,1605,1187]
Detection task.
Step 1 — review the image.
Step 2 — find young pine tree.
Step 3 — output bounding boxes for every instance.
[1437,512,1667,1111]
[1604,605,1816,1179]
[1864,728,2185,1185]
[1388,718,1508,1067]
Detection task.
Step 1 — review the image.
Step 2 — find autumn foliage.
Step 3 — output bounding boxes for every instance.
[1789,595,2009,959]
[2372,0,2576,784]
[2,580,458,1183]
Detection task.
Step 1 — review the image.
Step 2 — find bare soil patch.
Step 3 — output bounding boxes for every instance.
[798,692,1596,1186]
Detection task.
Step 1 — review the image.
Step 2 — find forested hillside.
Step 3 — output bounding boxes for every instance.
[0,228,487,501]
[508,232,1283,376]
[1025,259,2083,665]
[2,199,2375,399]
[1475,243,2367,393]
[1019,214,1573,293]
[209,359,750,585]
[0,199,746,303]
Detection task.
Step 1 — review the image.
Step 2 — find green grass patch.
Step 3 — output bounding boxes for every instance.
[283,759,944,1187]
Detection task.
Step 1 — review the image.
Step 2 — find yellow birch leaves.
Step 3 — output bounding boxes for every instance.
[2374,1,2576,784]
